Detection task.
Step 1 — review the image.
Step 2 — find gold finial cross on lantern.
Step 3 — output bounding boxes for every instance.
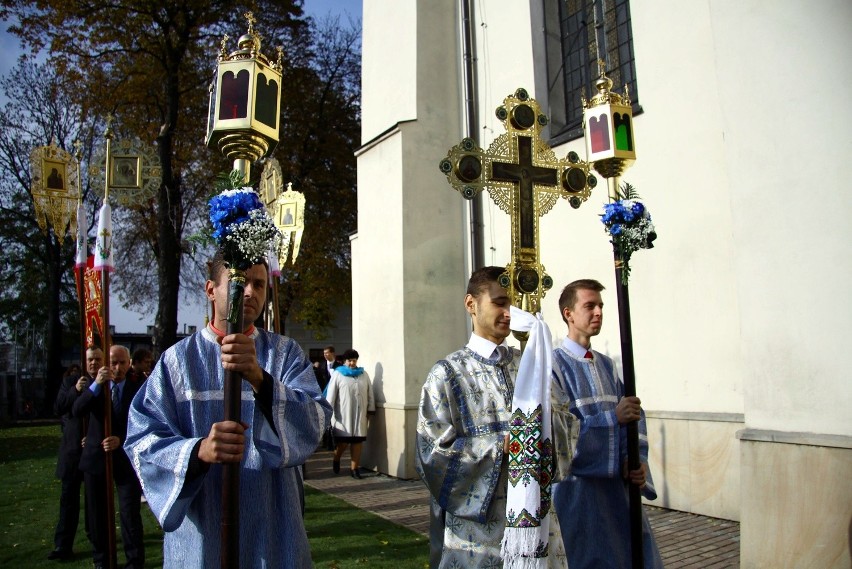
[439,88,598,315]
[244,11,256,35]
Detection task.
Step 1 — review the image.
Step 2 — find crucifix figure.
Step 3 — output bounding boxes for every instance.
[440,87,598,315]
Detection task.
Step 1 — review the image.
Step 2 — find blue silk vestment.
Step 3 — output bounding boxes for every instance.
[125,327,331,568]
[551,343,663,569]
[416,347,569,569]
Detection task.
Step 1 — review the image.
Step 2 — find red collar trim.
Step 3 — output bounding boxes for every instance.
[208,322,256,337]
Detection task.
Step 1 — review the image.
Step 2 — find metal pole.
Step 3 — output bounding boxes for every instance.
[460,0,484,269]
[233,158,251,186]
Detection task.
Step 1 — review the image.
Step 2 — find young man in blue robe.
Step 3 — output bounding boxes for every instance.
[125,255,331,568]
[551,279,663,568]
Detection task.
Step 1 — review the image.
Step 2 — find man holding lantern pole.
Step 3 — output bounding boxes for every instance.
[551,279,662,568]
[125,251,331,568]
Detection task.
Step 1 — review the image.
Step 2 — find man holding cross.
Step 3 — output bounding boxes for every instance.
[416,266,570,568]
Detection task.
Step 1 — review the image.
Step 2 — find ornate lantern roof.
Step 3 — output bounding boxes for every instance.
[206,12,283,172]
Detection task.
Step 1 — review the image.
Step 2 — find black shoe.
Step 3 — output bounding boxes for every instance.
[350,468,362,479]
[47,549,72,561]
[332,460,340,474]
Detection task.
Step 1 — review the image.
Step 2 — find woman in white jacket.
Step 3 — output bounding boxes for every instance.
[325,349,375,478]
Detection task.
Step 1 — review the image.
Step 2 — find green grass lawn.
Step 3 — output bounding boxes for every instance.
[0,424,428,568]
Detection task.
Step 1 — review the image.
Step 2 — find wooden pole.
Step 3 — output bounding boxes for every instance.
[221,268,245,569]
[270,277,280,334]
[99,119,116,569]
[607,177,644,569]
[76,266,86,371]
[100,270,116,569]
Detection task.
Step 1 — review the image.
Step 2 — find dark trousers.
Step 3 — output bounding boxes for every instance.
[84,471,144,568]
[53,472,84,551]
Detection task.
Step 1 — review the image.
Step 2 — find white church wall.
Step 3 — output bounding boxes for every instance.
[356,0,468,478]
[352,131,406,404]
[361,0,417,143]
[707,0,852,437]
[707,2,852,564]
[356,1,851,559]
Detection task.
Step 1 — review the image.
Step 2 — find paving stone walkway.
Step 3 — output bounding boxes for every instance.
[303,450,740,568]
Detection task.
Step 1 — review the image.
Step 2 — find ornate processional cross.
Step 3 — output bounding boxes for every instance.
[440,88,599,314]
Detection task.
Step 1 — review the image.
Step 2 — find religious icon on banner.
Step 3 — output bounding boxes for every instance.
[30,142,80,238]
[74,255,104,347]
[89,137,162,206]
[259,158,305,266]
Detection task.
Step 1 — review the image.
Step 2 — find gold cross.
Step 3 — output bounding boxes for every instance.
[244,11,256,34]
[439,88,598,314]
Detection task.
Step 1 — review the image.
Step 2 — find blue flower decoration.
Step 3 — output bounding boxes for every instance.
[600,183,657,285]
[208,187,280,270]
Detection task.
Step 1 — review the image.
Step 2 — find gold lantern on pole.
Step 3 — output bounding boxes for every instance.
[206,11,283,183]
[582,59,646,568]
[582,59,636,185]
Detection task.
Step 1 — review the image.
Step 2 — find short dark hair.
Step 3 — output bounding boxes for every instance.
[558,279,605,324]
[342,349,359,360]
[323,345,335,353]
[132,348,152,363]
[466,266,505,297]
[208,249,269,284]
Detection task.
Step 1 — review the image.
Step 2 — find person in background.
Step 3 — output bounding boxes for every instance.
[325,348,375,479]
[129,348,154,382]
[73,344,145,569]
[47,359,89,561]
[314,345,341,450]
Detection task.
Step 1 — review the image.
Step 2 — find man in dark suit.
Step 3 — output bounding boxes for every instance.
[314,345,341,450]
[73,344,144,569]
[313,345,340,393]
[48,351,99,560]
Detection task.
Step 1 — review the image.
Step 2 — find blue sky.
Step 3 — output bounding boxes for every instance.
[0,0,362,333]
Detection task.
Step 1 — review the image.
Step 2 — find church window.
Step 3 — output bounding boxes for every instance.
[543,0,641,145]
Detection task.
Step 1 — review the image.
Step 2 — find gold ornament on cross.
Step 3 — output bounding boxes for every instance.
[439,88,599,315]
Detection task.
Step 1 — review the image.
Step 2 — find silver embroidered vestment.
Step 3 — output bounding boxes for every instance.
[124,327,331,568]
[416,347,568,569]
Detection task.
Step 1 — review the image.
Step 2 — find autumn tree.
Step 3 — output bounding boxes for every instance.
[0,58,102,407]
[271,14,360,335]
[2,1,309,352]
[3,2,361,350]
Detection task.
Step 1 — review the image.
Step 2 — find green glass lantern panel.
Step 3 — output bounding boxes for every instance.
[614,112,633,151]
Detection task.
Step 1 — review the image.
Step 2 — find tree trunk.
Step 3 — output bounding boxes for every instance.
[152,72,183,354]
